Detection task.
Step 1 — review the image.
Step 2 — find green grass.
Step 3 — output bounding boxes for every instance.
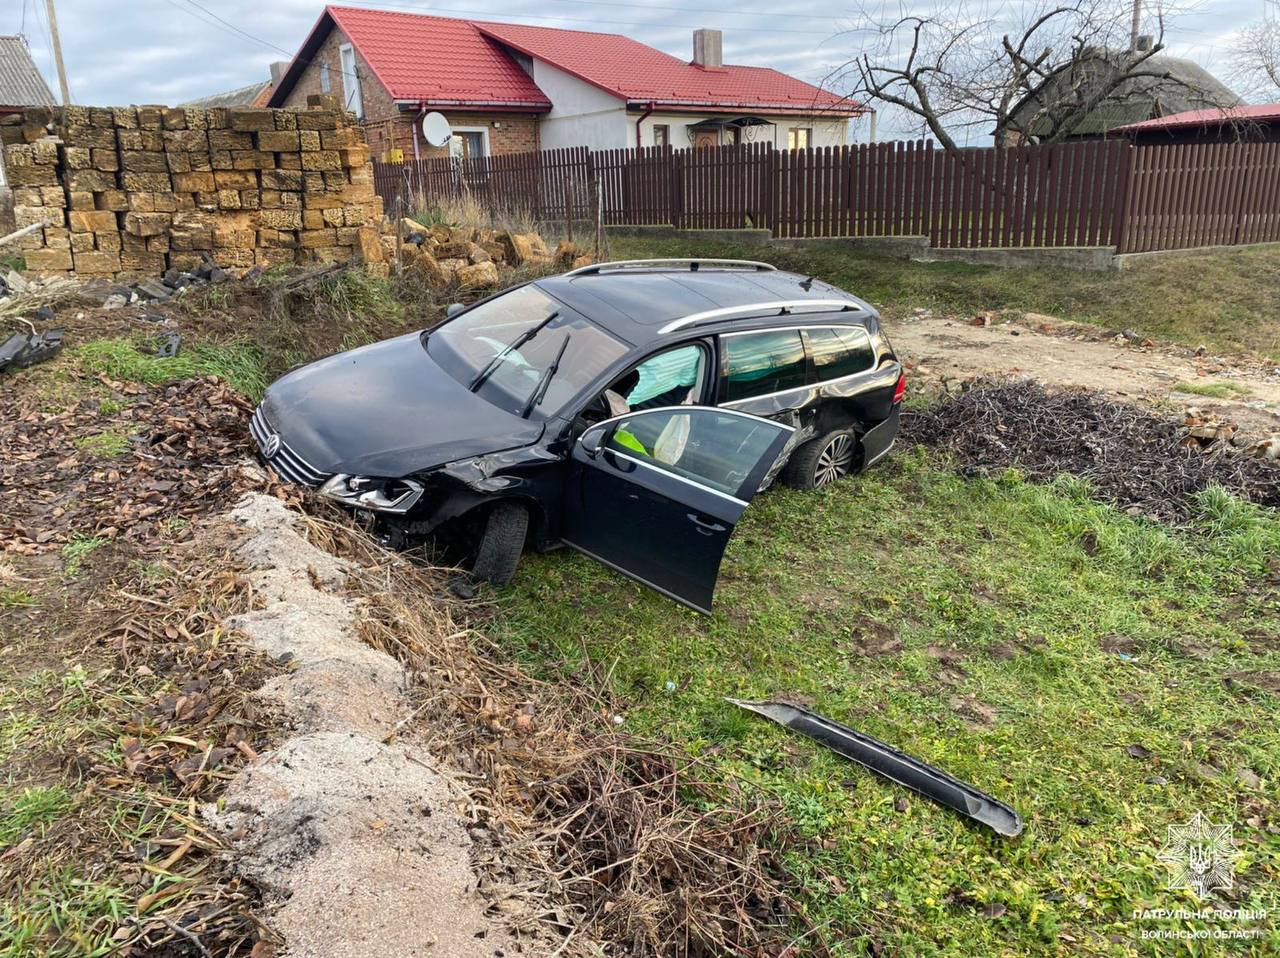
[492,451,1280,955]
[0,787,75,845]
[73,338,269,400]
[71,431,128,458]
[60,536,107,578]
[0,869,132,958]
[0,590,36,610]
[610,235,1280,359]
[1172,381,1254,399]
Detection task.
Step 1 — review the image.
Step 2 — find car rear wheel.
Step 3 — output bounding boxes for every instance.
[783,429,860,490]
[470,501,529,586]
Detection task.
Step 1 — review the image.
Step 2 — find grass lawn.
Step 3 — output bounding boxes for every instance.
[491,451,1280,955]
[609,235,1280,360]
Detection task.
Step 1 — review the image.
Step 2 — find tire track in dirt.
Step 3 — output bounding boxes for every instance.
[887,314,1280,438]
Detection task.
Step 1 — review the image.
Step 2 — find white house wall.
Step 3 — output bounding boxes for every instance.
[529,58,629,151]
[524,55,850,151]
[634,112,850,149]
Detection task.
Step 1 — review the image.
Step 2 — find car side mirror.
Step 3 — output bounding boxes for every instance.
[446,303,465,318]
[579,424,609,459]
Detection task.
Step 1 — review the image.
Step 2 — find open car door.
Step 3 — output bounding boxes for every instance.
[562,406,793,614]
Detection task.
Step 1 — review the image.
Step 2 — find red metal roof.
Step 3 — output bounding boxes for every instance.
[475,21,858,115]
[271,6,855,116]
[316,7,550,110]
[1115,103,1280,132]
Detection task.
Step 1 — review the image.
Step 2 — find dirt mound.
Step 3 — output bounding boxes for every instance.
[902,380,1280,522]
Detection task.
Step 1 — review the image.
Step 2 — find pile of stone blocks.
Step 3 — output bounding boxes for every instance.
[391,221,590,290]
[0,96,384,281]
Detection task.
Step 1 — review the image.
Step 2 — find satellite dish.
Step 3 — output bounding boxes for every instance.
[422,112,452,147]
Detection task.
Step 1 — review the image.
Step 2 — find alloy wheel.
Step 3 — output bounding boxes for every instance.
[814,433,854,486]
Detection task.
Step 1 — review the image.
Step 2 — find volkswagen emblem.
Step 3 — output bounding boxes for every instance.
[262,433,282,458]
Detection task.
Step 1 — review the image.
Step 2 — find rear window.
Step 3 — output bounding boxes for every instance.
[721,329,807,402]
[804,326,874,382]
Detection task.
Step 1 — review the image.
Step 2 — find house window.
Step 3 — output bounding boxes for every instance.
[320,63,330,94]
[787,127,812,150]
[653,124,670,147]
[339,43,363,119]
[450,128,489,159]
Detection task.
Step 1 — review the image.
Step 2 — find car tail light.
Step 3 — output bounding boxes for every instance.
[892,370,906,404]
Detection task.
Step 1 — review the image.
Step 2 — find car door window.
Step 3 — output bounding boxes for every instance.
[623,344,706,409]
[804,326,875,382]
[721,330,807,402]
[606,407,787,499]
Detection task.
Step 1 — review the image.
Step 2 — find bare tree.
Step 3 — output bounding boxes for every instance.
[830,0,1211,149]
[1231,0,1280,97]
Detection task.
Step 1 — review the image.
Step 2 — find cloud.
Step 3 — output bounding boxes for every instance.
[7,0,1261,139]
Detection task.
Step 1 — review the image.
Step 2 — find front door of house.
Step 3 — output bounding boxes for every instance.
[693,130,719,149]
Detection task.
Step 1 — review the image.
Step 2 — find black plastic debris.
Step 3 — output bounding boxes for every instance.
[152,331,182,358]
[728,699,1024,837]
[0,328,65,374]
[0,333,24,369]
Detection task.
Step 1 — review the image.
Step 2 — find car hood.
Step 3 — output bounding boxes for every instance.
[260,332,544,477]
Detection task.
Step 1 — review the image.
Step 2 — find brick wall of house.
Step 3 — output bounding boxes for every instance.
[279,25,400,151]
[277,24,540,160]
[376,112,539,162]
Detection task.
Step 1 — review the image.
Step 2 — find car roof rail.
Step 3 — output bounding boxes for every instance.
[657,299,862,335]
[563,258,778,277]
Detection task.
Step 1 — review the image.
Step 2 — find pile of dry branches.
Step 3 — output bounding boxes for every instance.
[902,380,1280,522]
[308,514,801,958]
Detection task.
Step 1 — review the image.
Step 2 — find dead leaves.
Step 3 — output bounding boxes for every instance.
[1,374,264,555]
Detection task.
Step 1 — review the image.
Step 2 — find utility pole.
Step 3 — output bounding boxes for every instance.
[44,0,71,105]
[1129,0,1142,51]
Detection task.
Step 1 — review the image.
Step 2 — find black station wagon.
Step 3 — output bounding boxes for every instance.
[251,259,904,613]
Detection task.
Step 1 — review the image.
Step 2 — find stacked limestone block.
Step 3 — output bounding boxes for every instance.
[2,108,71,274]
[0,96,384,281]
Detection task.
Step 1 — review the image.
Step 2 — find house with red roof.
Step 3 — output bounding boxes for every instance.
[1114,104,1280,144]
[266,6,860,162]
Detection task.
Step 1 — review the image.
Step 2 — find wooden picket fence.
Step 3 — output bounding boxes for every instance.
[372,137,1280,253]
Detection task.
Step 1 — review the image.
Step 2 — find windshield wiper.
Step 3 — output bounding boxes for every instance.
[469,312,559,392]
[521,333,570,418]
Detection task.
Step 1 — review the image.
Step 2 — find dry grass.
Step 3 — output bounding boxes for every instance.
[304,509,804,957]
[0,537,285,956]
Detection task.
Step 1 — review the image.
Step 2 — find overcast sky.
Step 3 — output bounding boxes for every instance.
[7,0,1268,142]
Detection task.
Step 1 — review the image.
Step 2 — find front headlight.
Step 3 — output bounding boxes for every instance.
[318,474,425,514]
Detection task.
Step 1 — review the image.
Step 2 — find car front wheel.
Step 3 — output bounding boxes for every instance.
[470,501,529,585]
[782,429,860,490]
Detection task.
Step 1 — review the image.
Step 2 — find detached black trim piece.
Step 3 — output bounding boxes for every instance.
[0,329,65,374]
[728,699,1024,837]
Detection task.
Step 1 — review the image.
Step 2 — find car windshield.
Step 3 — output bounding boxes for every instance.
[427,285,629,419]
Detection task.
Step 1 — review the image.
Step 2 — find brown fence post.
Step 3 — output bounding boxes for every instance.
[1112,142,1138,253]
[670,146,684,229]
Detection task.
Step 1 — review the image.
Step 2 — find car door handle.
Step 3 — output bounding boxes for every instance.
[687,514,726,534]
